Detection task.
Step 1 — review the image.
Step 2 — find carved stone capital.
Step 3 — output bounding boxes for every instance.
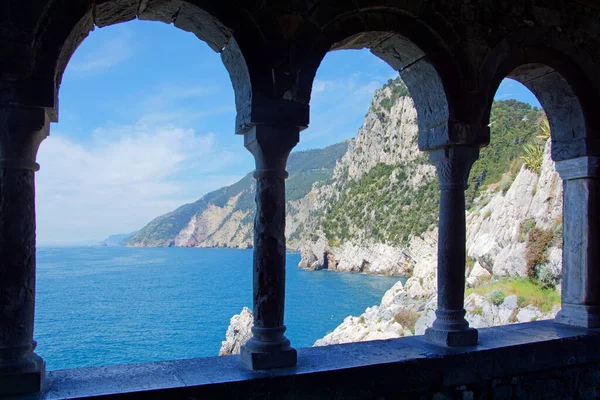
[429,146,479,190]
[555,156,600,180]
[244,124,300,179]
[418,121,489,152]
[0,108,49,171]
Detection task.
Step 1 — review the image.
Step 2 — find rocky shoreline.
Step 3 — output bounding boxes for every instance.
[220,141,563,355]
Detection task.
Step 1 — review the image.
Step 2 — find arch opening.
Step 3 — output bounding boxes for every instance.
[462,78,562,328]
[503,64,586,162]
[306,30,451,145]
[33,20,250,370]
[292,46,439,345]
[30,0,251,124]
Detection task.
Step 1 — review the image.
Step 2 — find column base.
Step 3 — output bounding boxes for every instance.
[240,337,297,370]
[425,327,478,347]
[555,304,600,328]
[0,352,45,397]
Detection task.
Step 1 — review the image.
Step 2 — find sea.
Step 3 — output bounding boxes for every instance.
[34,246,404,371]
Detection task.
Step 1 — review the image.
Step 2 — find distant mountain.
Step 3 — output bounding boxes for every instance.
[125,142,349,248]
[102,232,137,246]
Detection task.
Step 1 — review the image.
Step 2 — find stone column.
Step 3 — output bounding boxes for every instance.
[555,156,600,328]
[0,107,48,396]
[240,124,298,370]
[425,146,479,347]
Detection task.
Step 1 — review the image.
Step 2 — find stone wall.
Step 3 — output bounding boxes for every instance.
[43,321,600,399]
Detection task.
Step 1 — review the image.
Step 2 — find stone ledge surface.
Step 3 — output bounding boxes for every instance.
[12,321,600,399]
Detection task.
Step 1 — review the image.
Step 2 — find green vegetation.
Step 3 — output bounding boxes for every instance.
[320,98,546,248]
[489,290,506,306]
[321,159,439,247]
[522,114,550,174]
[521,143,545,174]
[466,278,560,313]
[379,77,410,111]
[466,100,543,205]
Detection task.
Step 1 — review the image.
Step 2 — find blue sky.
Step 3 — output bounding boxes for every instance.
[35,20,541,245]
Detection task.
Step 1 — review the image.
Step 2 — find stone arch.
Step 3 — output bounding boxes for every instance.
[480,28,600,161]
[295,7,481,148]
[26,0,257,129]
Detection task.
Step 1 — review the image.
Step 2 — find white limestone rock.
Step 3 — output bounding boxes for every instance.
[381,280,405,307]
[219,307,253,356]
[517,306,543,323]
[466,141,562,279]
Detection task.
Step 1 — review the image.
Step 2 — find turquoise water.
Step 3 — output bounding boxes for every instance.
[34,247,403,371]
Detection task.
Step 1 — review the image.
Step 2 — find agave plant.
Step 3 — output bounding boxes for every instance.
[521,143,545,174]
[537,114,551,141]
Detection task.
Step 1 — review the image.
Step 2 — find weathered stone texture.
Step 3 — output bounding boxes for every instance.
[555,156,600,328]
[425,147,479,346]
[240,125,299,369]
[137,0,181,23]
[0,168,45,397]
[173,3,232,52]
[94,0,138,27]
[0,169,36,352]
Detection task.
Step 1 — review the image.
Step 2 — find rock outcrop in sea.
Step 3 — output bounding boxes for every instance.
[219,307,253,356]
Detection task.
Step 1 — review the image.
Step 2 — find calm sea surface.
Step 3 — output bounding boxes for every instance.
[35,246,403,371]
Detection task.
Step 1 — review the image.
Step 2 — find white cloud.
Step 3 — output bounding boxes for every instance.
[35,124,241,245]
[68,35,132,73]
[312,79,336,93]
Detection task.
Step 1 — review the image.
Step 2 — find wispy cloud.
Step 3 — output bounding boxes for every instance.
[36,124,242,244]
[136,105,235,126]
[312,79,336,93]
[302,73,385,145]
[495,93,515,100]
[69,35,132,73]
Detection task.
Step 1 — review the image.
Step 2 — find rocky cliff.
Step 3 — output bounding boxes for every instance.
[315,141,562,346]
[219,141,563,353]
[294,81,548,277]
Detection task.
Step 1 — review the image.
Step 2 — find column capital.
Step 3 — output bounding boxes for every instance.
[555,156,600,180]
[0,107,49,169]
[418,121,490,151]
[429,146,480,190]
[244,124,300,179]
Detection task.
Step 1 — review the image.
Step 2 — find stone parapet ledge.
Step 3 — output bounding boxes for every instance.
[36,321,600,400]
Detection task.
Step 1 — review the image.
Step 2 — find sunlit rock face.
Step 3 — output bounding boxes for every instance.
[466,141,562,281]
[219,307,253,356]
